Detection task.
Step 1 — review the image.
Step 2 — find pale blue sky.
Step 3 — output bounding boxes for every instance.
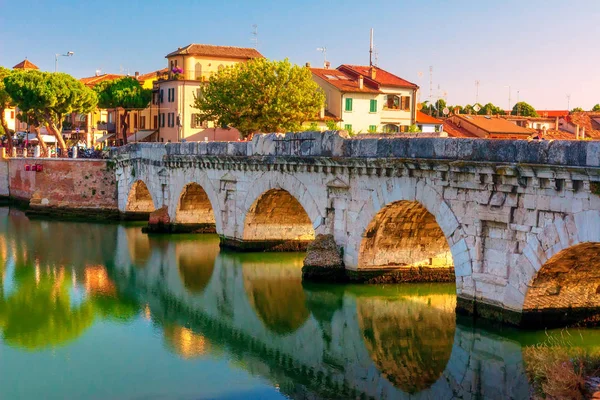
[1,0,599,109]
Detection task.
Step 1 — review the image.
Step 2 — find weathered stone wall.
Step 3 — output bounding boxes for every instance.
[175,183,215,224]
[126,180,155,212]
[8,158,117,210]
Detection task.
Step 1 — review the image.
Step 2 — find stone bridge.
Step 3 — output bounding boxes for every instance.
[112,132,600,327]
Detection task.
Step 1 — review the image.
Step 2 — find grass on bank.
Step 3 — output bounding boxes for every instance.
[525,330,600,399]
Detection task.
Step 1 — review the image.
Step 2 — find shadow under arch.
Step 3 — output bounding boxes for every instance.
[242,253,311,335]
[175,182,217,229]
[126,180,156,213]
[240,189,315,251]
[522,242,600,327]
[356,285,457,394]
[176,236,219,294]
[358,200,455,281]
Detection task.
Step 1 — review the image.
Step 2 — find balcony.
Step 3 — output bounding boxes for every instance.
[97,122,116,133]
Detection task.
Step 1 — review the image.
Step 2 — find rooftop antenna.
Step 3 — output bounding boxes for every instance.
[316,47,327,67]
[250,24,258,48]
[429,66,433,105]
[373,45,379,67]
[417,71,424,103]
[369,28,374,66]
[566,94,571,110]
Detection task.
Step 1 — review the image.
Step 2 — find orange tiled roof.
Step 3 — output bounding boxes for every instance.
[416,111,443,125]
[80,74,125,88]
[443,119,480,138]
[311,68,381,94]
[338,65,418,89]
[452,114,535,136]
[536,110,568,118]
[166,44,263,59]
[13,59,39,70]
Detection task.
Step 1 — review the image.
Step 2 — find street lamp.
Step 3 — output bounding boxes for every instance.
[55,51,74,72]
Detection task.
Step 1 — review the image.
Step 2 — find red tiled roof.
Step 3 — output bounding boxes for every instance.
[536,110,568,118]
[416,111,442,125]
[311,68,381,94]
[451,114,535,138]
[166,44,263,59]
[13,59,39,70]
[338,65,418,89]
[80,74,125,88]
[136,68,169,83]
[443,119,480,138]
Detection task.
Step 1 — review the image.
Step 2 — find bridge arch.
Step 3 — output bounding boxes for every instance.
[125,180,157,213]
[240,175,323,246]
[511,210,600,324]
[349,179,470,290]
[175,183,217,227]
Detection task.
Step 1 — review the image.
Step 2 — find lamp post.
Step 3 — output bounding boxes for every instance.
[55,51,74,72]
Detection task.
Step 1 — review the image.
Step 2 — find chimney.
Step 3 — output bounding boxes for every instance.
[370,66,376,80]
[305,62,311,68]
[135,71,139,79]
[324,61,331,69]
[358,75,364,89]
[576,125,580,139]
[582,127,586,139]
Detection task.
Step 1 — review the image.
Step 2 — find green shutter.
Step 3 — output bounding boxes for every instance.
[345,98,353,111]
[344,124,352,130]
[369,125,377,132]
[370,99,377,113]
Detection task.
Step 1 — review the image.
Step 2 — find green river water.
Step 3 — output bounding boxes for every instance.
[0,206,599,399]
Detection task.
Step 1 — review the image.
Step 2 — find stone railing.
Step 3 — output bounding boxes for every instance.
[110,131,600,168]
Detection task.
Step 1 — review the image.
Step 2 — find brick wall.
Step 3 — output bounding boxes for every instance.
[7,158,117,210]
[0,158,8,197]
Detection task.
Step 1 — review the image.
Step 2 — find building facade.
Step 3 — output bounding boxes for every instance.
[311,64,418,133]
[155,44,263,143]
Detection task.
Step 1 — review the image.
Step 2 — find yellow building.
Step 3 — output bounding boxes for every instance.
[156,44,263,143]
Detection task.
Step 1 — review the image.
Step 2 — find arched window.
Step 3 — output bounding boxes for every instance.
[195,62,202,80]
[218,64,224,71]
[383,124,399,133]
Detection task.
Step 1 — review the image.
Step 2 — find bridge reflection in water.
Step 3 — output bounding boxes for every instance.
[0,209,534,399]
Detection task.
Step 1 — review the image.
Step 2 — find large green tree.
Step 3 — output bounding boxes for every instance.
[4,70,97,153]
[512,101,538,117]
[479,102,504,115]
[0,67,14,151]
[95,77,151,145]
[194,58,325,138]
[592,104,600,112]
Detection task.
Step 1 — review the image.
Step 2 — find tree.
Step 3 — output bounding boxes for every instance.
[95,77,151,145]
[0,67,14,151]
[592,104,600,112]
[194,58,325,138]
[17,110,48,156]
[4,70,97,153]
[572,107,584,113]
[512,101,538,117]
[479,102,504,115]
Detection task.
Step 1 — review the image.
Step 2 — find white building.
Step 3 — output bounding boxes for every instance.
[311,64,418,133]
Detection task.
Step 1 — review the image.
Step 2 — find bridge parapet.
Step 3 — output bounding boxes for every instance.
[112,132,600,168]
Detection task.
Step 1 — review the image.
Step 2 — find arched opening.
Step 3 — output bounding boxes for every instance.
[126,180,155,213]
[523,242,600,326]
[241,189,315,251]
[358,201,454,281]
[194,62,202,80]
[242,253,310,335]
[357,286,456,393]
[383,124,399,133]
[175,183,216,232]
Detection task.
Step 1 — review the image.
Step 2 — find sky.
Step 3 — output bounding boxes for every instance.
[1,0,599,110]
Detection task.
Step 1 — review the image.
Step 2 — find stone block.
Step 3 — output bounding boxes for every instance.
[586,141,600,166]
[197,142,208,155]
[375,139,393,158]
[321,131,345,157]
[390,139,409,158]
[207,142,227,155]
[357,139,378,157]
[227,142,248,156]
[407,138,435,159]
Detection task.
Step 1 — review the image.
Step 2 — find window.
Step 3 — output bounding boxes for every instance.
[159,113,165,128]
[140,116,146,129]
[195,62,202,80]
[369,99,377,113]
[133,113,138,129]
[385,95,400,110]
[402,96,411,111]
[344,124,352,130]
[167,113,173,127]
[195,88,203,101]
[383,124,399,133]
[159,89,164,103]
[167,88,175,102]
[369,125,377,132]
[191,113,207,129]
[10,111,14,119]
[345,98,353,112]
[153,115,158,129]
[218,64,224,71]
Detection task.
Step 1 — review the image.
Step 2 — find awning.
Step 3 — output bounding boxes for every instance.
[96,133,115,143]
[127,130,157,142]
[13,133,56,143]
